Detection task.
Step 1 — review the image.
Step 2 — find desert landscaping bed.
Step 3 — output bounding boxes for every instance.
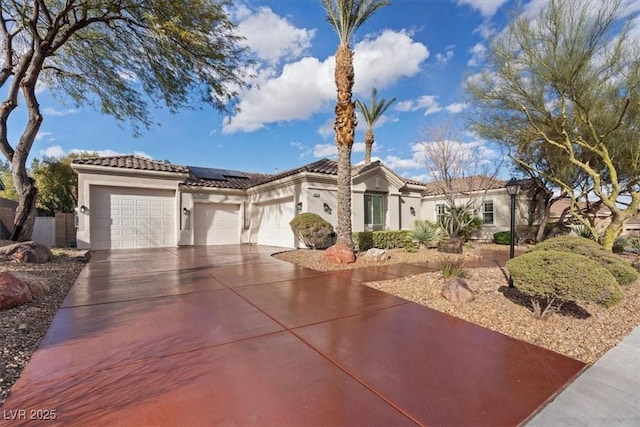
[0,243,85,405]
[274,246,640,364]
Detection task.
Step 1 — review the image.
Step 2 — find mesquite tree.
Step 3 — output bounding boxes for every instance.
[0,0,250,240]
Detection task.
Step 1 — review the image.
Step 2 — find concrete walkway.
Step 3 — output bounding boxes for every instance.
[527,325,640,426]
[3,245,585,426]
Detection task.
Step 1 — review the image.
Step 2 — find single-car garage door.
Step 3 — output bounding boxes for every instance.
[90,186,176,250]
[193,203,240,245]
[254,197,295,248]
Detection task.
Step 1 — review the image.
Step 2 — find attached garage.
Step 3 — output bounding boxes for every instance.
[193,203,241,245]
[254,197,295,248]
[89,186,176,250]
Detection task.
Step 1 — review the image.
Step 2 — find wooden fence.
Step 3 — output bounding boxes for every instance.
[0,208,76,247]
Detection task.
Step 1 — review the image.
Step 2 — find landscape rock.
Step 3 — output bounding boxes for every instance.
[632,258,640,273]
[438,238,463,254]
[0,241,52,263]
[8,272,50,299]
[325,244,356,264]
[441,277,475,303]
[366,248,389,262]
[0,271,32,310]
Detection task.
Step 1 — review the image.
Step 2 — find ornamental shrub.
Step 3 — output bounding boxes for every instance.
[531,235,639,286]
[493,231,511,245]
[352,230,412,251]
[439,256,466,279]
[506,250,624,310]
[289,213,334,249]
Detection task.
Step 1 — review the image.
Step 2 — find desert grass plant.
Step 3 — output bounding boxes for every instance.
[568,223,596,240]
[439,256,466,279]
[506,250,625,319]
[630,238,640,255]
[411,220,442,248]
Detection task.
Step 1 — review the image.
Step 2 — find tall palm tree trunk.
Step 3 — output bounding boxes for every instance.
[364,129,374,165]
[334,43,356,248]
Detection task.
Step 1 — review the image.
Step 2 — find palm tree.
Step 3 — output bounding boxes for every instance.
[321,0,390,249]
[356,87,396,165]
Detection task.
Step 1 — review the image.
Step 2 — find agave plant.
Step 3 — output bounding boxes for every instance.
[411,220,442,248]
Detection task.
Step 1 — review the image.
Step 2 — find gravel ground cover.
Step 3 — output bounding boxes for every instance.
[0,243,85,405]
[274,245,640,364]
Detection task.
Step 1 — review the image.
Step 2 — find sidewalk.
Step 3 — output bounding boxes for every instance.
[527,325,640,426]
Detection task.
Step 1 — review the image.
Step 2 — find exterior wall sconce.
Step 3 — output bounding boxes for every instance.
[80,205,87,214]
[323,203,332,214]
[296,202,303,212]
[410,206,416,216]
[183,207,190,215]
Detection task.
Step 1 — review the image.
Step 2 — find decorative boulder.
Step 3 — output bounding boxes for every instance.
[438,238,463,254]
[0,271,32,310]
[366,248,389,262]
[0,241,53,263]
[325,244,356,265]
[441,277,475,303]
[8,272,50,299]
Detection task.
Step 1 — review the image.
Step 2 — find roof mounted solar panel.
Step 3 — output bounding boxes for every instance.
[189,166,227,181]
[223,169,247,179]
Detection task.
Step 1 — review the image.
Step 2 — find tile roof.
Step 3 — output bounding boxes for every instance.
[422,175,506,196]
[72,155,190,174]
[180,172,272,190]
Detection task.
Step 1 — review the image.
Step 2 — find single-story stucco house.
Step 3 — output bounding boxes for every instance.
[71,155,528,250]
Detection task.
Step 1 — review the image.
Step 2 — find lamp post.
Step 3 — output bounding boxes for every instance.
[506,178,520,287]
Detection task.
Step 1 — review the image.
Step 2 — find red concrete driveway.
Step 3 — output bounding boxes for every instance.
[3,245,584,426]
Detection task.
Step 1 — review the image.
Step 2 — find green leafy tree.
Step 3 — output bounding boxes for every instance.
[466,0,640,250]
[32,152,95,216]
[355,87,396,165]
[321,0,390,250]
[0,0,251,241]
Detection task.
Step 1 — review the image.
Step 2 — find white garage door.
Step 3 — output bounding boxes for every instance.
[90,186,176,250]
[193,203,240,245]
[255,197,295,248]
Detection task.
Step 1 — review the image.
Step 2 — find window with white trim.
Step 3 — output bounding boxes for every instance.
[482,200,494,225]
[364,194,384,230]
[436,203,446,226]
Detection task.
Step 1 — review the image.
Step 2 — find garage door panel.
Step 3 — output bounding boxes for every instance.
[193,203,240,245]
[255,198,295,248]
[90,186,176,250]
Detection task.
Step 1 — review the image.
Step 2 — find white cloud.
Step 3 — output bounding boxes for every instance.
[455,0,510,17]
[236,6,315,65]
[313,143,337,158]
[383,155,422,169]
[445,102,469,114]
[223,29,428,134]
[43,107,79,117]
[317,118,334,139]
[435,49,454,64]
[395,95,442,115]
[69,148,151,158]
[35,131,53,141]
[39,145,65,158]
[467,43,487,66]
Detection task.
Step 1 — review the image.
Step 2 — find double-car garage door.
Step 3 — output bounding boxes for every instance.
[90,186,176,250]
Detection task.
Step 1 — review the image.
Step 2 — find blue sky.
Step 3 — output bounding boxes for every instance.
[25,0,535,180]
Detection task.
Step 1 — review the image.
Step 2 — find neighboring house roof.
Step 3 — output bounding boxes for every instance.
[549,197,612,218]
[422,175,507,196]
[73,155,190,174]
[181,172,272,190]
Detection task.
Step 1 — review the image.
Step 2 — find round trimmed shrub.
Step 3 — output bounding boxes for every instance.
[493,231,511,245]
[289,213,334,249]
[530,235,639,286]
[506,250,624,308]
